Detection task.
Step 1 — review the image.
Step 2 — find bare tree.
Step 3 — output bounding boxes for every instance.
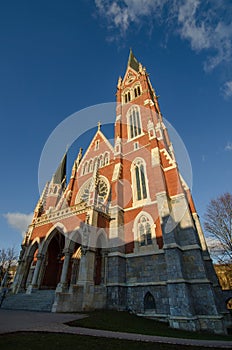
[0,247,18,286]
[204,192,232,263]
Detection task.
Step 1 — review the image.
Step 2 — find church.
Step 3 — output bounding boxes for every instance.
[11,51,230,334]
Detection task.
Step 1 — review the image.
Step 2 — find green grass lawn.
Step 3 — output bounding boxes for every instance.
[0,332,227,350]
[66,310,232,341]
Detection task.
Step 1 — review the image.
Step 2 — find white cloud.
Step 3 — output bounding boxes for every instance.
[94,0,232,72]
[221,81,232,99]
[206,236,220,248]
[95,0,168,35]
[95,0,130,34]
[177,1,211,51]
[205,235,224,256]
[3,212,33,238]
[205,235,231,263]
[177,1,232,71]
[225,141,232,151]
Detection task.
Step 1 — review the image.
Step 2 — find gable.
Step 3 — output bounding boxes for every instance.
[122,67,138,87]
[78,129,114,174]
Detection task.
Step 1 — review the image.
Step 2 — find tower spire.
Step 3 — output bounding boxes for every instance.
[52,152,67,188]
[127,48,139,72]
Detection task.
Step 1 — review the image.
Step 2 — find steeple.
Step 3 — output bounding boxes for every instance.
[52,152,67,188]
[127,49,139,72]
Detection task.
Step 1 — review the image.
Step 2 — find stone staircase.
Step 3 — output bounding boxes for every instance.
[1,290,55,312]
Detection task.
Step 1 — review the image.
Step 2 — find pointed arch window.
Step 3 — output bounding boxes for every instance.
[99,155,104,167]
[88,159,93,173]
[138,216,152,246]
[133,212,158,253]
[104,152,109,165]
[128,106,142,139]
[134,160,147,201]
[134,85,141,98]
[82,161,88,175]
[93,157,98,171]
[134,88,137,98]
[95,140,100,150]
[125,91,131,104]
[144,292,156,310]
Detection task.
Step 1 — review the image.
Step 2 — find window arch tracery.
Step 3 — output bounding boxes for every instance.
[138,215,152,246]
[133,212,158,252]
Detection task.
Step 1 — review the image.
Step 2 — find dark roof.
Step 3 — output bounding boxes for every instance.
[127,49,139,72]
[53,152,67,185]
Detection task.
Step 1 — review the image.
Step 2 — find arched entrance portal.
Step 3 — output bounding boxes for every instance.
[41,231,65,289]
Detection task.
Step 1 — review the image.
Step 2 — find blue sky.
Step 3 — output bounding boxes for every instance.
[0,0,232,253]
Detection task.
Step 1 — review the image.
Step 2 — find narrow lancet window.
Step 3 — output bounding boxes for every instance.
[138,216,152,246]
[127,106,142,139]
[132,159,148,202]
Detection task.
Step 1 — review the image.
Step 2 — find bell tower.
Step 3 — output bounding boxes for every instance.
[113,50,181,252]
[107,50,229,333]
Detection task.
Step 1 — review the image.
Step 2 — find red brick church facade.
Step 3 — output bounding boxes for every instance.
[12,51,230,334]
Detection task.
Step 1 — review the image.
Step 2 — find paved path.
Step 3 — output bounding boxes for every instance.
[0,309,232,348]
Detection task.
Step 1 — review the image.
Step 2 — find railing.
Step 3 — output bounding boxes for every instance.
[32,201,109,227]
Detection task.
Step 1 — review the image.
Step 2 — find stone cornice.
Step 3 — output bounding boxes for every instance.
[106,278,212,287]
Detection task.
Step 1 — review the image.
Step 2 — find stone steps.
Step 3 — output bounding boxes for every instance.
[1,290,55,312]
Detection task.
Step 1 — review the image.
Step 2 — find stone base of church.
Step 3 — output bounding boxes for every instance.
[138,312,229,334]
[49,283,231,335]
[169,315,227,334]
[52,284,107,313]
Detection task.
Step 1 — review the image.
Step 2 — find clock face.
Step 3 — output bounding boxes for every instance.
[76,176,109,205]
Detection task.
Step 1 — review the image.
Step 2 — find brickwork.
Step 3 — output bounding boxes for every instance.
[11,51,231,334]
